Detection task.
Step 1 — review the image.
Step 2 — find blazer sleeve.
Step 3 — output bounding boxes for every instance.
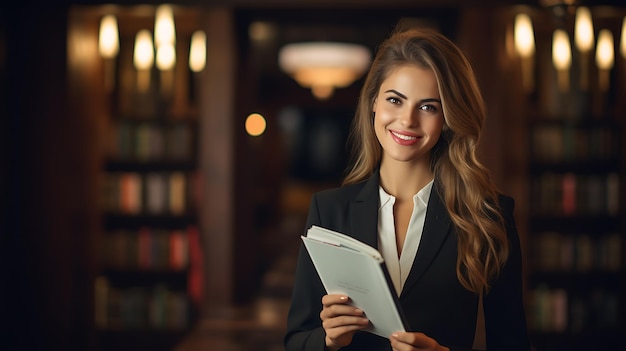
[284,193,329,351]
[484,195,531,350]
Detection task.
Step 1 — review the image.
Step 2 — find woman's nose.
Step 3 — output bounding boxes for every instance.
[399,108,418,127]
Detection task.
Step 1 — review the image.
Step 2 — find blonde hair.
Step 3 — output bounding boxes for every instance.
[343,28,508,294]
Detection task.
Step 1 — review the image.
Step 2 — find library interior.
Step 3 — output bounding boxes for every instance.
[2,0,625,350]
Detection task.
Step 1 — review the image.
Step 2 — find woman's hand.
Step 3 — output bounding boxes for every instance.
[320,294,370,351]
[390,332,450,351]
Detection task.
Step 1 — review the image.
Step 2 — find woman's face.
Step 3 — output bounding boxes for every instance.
[373,64,445,165]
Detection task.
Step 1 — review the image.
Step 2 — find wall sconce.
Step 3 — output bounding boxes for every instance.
[552,29,572,93]
[596,29,614,92]
[98,14,119,92]
[189,31,206,73]
[278,42,371,100]
[134,29,154,92]
[574,7,594,90]
[514,13,535,93]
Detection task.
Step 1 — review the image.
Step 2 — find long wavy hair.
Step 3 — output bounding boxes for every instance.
[343,28,508,294]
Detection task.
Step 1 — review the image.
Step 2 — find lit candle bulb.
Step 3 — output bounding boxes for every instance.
[99,15,119,59]
[134,29,154,92]
[98,14,119,92]
[189,31,206,73]
[595,29,614,93]
[154,5,176,98]
[574,7,594,91]
[553,29,572,93]
[514,13,535,93]
[154,4,176,48]
[157,42,176,97]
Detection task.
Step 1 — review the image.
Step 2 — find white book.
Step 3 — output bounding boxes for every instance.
[302,225,408,339]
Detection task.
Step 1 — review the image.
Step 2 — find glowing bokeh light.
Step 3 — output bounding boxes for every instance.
[246,113,267,136]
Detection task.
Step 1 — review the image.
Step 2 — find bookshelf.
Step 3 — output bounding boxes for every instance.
[65,6,206,351]
[94,115,201,340]
[526,117,624,350]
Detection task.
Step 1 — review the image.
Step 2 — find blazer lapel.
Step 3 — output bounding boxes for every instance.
[349,171,380,249]
[401,185,452,296]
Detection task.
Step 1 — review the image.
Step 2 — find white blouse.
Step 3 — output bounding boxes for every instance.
[378,180,433,296]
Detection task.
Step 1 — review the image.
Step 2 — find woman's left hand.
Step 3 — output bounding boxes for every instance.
[390,332,450,351]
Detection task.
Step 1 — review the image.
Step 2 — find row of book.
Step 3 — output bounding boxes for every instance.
[94,277,190,331]
[531,125,616,163]
[106,121,195,162]
[102,227,196,271]
[530,172,619,216]
[101,171,200,215]
[529,286,620,333]
[531,232,622,272]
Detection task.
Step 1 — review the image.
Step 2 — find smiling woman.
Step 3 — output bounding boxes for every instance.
[373,65,444,168]
[285,28,531,351]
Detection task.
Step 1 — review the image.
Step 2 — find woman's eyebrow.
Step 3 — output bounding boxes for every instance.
[384,89,407,100]
[385,89,442,104]
[419,98,442,104]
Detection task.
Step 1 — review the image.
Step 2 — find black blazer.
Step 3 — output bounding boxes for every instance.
[285,171,530,351]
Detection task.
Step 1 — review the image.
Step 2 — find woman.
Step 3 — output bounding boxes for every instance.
[285,28,530,351]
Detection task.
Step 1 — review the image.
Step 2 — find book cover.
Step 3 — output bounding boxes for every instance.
[146,172,168,214]
[302,225,408,339]
[169,172,187,215]
[169,230,188,270]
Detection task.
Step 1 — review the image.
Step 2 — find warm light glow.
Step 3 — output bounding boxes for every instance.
[293,67,361,99]
[574,7,594,91]
[134,30,154,92]
[596,29,615,70]
[134,30,154,70]
[553,29,571,92]
[279,42,371,99]
[189,31,206,72]
[98,14,119,59]
[574,7,594,53]
[154,4,176,47]
[156,42,176,71]
[596,29,614,93]
[245,113,267,136]
[249,21,276,42]
[514,13,535,58]
[553,29,572,71]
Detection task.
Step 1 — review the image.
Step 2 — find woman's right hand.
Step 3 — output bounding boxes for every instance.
[320,294,370,351]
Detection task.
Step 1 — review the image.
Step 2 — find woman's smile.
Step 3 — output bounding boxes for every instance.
[390,130,421,145]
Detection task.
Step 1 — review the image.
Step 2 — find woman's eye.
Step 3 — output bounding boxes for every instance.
[420,104,439,113]
[387,97,401,105]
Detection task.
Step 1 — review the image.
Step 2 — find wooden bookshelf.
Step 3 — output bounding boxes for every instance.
[67,6,206,351]
[526,116,624,350]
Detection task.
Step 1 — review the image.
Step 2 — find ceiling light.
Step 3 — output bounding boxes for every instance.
[279,42,371,100]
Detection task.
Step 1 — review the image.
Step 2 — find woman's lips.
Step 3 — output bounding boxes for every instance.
[390,130,420,145]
